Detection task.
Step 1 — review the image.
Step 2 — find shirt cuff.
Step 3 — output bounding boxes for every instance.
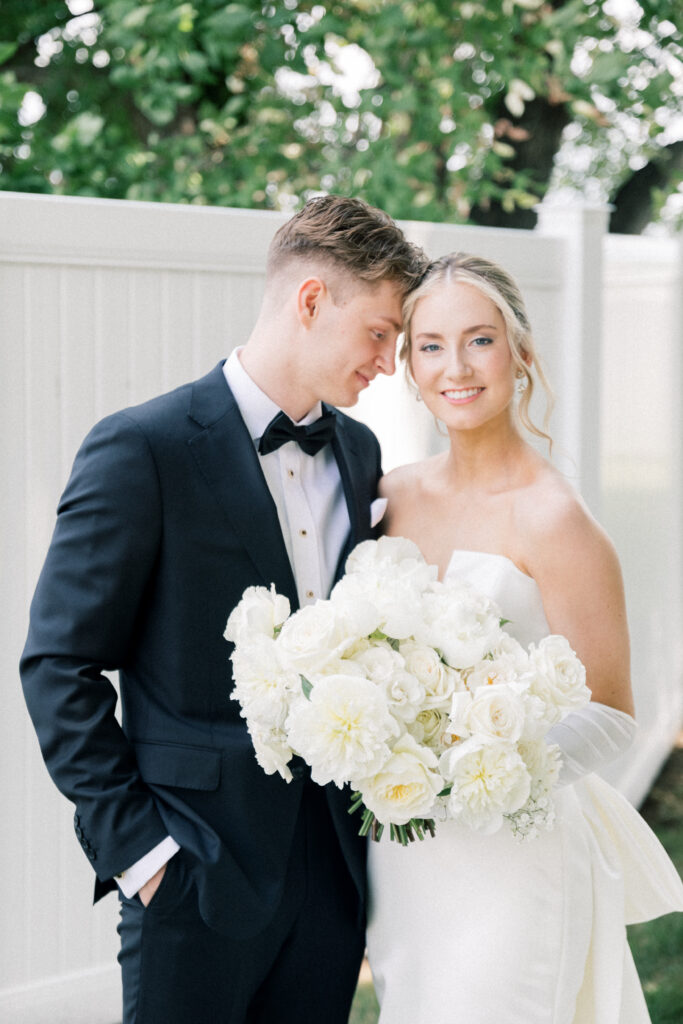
[115,836,180,899]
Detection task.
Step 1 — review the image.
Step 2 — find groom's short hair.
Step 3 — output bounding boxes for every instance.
[266,195,427,295]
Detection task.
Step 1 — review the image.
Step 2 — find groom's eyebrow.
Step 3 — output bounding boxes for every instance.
[376,315,402,331]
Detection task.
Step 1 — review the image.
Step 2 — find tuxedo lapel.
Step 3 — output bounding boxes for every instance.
[331,412,372,581]
[187,364,298,607]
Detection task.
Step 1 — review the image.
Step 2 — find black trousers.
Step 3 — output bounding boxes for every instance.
[117,783,366,1023]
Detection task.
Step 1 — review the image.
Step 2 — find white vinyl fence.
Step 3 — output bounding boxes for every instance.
[1,192,681,1021]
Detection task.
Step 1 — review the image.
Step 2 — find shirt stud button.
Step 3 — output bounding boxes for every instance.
[306,590,314,599]
[299,529,307,537]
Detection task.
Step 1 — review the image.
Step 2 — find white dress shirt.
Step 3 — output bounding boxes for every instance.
[116,350,351,897]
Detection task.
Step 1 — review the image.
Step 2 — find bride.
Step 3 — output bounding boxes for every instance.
[365,253,683,1023]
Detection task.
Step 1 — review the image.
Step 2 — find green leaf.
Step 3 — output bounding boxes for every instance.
[300,675,313,700]
[205,4,253,37]
[0,42,19,67]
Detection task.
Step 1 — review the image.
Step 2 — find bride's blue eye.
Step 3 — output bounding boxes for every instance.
[420,343,441,352]
[471,336,494,347]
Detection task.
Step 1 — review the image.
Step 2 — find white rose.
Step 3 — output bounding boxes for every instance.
[276,600,357,675]
[224,584,290,644]
[285,673,400,787]
[399,640,463,709]
[358,734,444,825]
[449,683,526,744]
[440,737,531,833]
[350,640,404,684]
[527,635,590,721]
[465,647,528,692]
[230,635,298,730]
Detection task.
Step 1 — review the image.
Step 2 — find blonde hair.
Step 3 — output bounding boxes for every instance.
[401,252,554,448]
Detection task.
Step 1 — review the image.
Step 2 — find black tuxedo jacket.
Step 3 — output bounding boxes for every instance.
[20,361,381,938]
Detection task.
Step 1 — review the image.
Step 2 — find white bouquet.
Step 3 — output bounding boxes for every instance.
[225,538,590,844]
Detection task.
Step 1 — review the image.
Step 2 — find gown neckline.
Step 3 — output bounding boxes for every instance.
[444,548,535,584]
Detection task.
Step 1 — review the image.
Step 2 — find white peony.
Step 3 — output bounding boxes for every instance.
[449,683,527,744]
[527,635,590,721]
[517,738,562,790]
[336,537,438,640]
[247,722,294,782]
[230,635,298,730]
[345,535,427,576]
[417,580,503,669]
[358,733,444,825]
[224,584,290,644]
[285,673,400,787]
[440,737,531,833]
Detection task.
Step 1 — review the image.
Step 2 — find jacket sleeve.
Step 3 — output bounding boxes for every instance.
[20,411,170,881]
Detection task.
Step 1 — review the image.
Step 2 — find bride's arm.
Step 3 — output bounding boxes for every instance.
[523,485,635,717]
[521,485,637,785]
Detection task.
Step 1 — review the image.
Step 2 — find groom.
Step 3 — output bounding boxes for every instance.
[20,195,426,1023]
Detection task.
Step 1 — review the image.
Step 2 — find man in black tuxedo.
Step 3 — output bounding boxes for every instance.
[20,195,426,1023]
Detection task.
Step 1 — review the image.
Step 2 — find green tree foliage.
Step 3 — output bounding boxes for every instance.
[1,0,681,230]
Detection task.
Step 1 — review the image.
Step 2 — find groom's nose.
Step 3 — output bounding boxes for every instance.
[376,338,397,376]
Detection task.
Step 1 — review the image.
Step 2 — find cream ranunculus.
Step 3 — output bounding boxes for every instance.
[224,584,290,644]
[285,673,400,787]
[440,737,531,833]
[408,707,450,750]
[527,635,590,720]
[399,639,463,709]
[358,733,444,825]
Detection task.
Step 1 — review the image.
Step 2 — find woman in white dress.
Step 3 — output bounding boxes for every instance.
[366,253,683,1024]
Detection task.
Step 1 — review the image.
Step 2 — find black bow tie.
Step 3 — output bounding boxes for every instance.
[258,409,337,457]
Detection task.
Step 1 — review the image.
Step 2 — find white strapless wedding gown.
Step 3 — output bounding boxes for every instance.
[366,551,683,1024]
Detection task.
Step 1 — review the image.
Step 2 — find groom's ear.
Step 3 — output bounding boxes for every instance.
[297,277,326,328]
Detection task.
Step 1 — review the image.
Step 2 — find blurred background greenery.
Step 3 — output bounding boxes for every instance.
[1,0,682,232]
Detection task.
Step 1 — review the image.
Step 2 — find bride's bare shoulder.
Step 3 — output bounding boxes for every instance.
[379,455,442,501]
[517,459,619,577]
